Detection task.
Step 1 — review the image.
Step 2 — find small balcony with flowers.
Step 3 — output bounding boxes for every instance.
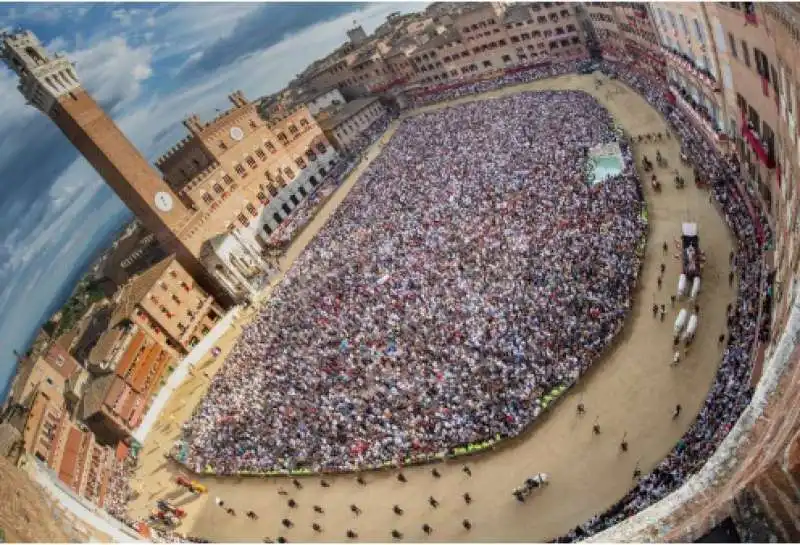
[661,45,720,94]
[667,81,728,145]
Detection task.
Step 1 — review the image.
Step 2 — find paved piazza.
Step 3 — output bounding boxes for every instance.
[128,74,736,542]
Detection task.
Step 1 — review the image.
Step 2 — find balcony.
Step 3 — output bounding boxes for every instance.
[669,85,728,144]
[741,118,776,169]
[662,46,719,91]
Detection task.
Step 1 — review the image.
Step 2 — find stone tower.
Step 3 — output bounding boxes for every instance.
[0,30,234,307]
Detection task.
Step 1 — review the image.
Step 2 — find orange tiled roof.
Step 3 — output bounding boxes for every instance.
[43,343,79,380]
[131,343,159,393]
[57,426,82,491]
[115,330,146,378]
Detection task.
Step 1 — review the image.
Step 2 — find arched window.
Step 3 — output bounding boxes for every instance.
[246,203,258,217]
[25,46,45,65]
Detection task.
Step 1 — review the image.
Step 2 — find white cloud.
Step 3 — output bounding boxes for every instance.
[147,3,262,62]
[111,8,137,27]
[173,50,204,77]
[46,35,68,53]
[71,36,153,110]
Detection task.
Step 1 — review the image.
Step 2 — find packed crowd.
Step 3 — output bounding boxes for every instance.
[104,455,136,522]
[409,59,592,108]
[183,90,646,474]
[267,115,395,248]
[553,61,768,542]
[345,113,395,160]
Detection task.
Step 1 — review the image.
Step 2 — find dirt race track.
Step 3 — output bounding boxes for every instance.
[127,73,737,542]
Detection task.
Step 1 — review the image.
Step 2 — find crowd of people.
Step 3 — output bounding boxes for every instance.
[182,89,646,474]
[100,57,772,541]
[104,455,136,523]
[267,114,396,249]
[409,59,592,108]
[553,60,768,542]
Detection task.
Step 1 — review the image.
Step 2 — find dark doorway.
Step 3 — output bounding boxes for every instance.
[695,518,741,543]
[290,194,300,206]
[273,212,283,224]
[282,203,291,215]
[298,186,308,197]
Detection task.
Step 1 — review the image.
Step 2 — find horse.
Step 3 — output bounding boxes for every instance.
[682,314,698,343]
[674,308,688,337]
[677,274,688,299]
[690,277,701,300]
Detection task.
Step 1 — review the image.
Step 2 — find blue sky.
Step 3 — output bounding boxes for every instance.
[0,1,423,396]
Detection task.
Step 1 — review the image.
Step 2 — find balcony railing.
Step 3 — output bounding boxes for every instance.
[669,85,728,144]
[662,46,719,91]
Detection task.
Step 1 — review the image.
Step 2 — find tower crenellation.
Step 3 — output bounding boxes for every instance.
[0,29,82,115]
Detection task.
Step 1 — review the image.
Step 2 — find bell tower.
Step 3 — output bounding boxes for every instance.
[1,30,235,307]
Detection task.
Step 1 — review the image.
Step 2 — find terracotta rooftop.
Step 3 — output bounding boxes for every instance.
[110,256,176,327]
[42,343,79,380]
[80,374,116,421]
[86,326,127,369]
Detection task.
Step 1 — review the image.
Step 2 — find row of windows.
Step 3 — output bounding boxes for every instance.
[737,92,776,162]
[656,8,706,46]
[199,143,326,207]
[417,43,582,85]
[590,13,614,24]
[336,105,382,136]
[728,32,781,99]
[421,29,579,72]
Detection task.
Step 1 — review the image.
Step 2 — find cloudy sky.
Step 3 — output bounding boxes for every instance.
[0,1,423,395]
